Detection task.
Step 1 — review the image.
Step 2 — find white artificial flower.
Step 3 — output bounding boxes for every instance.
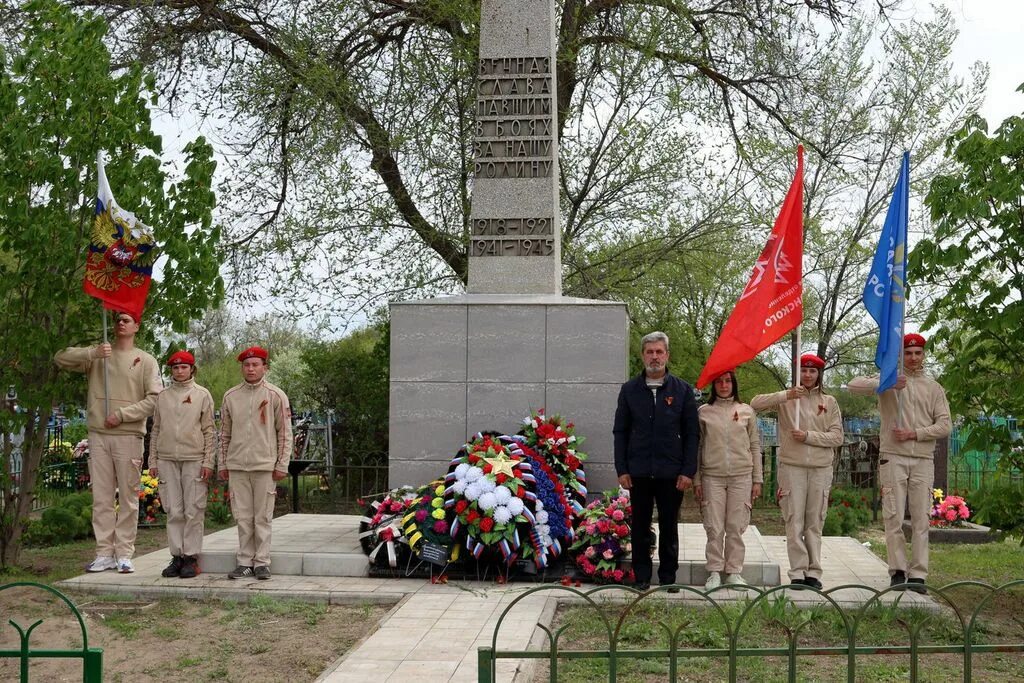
[479,478,496,493]
[507,498,525,515]
[493,506,512,524]
[536,510,549,524]
[568,436,576,443]
[465,483,482,501]
[535,499,545,511]
[494,486,512,504]
[455,463,470,479]
[523,417,532,425]
[556,437,566,445]
[478,492,498,511]
[453,480,468,494]
[465,466,483,482]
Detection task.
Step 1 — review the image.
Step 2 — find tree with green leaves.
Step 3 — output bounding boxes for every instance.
[913,98,1024,463]
[0,1,222,568]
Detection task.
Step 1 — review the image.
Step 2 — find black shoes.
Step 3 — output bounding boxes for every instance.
[161,556,182,578]
[790,578,807,588]
[179,555,199,579]
[635,581,651,591]
[890,570,908,590]
[804,577,823,590]
[254,565,272,580]
[666,586,681,594]
[228,565,254,579]
[906,578,927,594]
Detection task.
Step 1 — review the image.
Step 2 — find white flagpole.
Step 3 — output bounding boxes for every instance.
[793,326,802,431]
[98,151,111,418]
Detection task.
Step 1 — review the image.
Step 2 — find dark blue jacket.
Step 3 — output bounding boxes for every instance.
[613,371,699,479]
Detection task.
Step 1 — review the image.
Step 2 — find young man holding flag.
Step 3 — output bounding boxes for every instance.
[849,152,952,594]
[55,153,162,573]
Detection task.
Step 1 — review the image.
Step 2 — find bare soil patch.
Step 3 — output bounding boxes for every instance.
[0,585,390,682]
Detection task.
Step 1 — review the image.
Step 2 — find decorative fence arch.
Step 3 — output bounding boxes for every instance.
[0,582,102,682]
[477,580,1024,682]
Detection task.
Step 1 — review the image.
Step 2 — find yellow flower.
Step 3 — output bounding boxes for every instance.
[431,508,446,520]
[431,497,443,508]
[932,488,944,500]
[434,485,445,496]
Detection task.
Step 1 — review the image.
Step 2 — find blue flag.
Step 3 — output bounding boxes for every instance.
[863,152,909,393]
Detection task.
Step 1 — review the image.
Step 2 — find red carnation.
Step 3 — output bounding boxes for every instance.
[455,500,468,513]
[480,517,495,532]
[468,454,480,464]
[616,524,629,538]
[483,463,493,474]
[566,456,580,471]
[496,473,507,484]
[466,509,480,523]
[517,486,525,497]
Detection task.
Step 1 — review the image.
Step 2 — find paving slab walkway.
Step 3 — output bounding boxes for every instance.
[56,515,929,682]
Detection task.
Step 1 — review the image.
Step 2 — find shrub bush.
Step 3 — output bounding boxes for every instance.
[970,478,1024,543]
[23,492,93,546]
[822,487,872,536]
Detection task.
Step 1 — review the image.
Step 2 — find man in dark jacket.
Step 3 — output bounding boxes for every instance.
[614,331,699,590]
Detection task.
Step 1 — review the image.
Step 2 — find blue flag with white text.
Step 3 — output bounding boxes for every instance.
[863,152,909,393]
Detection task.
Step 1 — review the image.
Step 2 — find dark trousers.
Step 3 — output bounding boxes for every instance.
[631,476,682,585]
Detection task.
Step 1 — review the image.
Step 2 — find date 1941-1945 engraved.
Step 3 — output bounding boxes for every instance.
[471,237,555,257]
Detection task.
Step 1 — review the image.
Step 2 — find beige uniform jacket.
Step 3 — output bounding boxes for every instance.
[751,387,843,468]
[150,379,216,470]
[696,399,763,485]
[219,379,292,474]
[54,345,162,436]
[848,369,951,458]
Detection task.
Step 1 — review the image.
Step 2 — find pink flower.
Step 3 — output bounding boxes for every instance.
[415,509,428,522]
[597,520,610,534]
[612,569,624,582]
[945,509,957,521]
[612,509,625,521]
[960,506,970,519]
[433,520,449,534]
[583,563,596,575]
[602,549,614,560]
[585,547,596,558]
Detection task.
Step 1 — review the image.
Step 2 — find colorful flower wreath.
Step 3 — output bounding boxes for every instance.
[569,491,635,584]
[513,435,574,558]
[402,481,461,564]
[358,486,417,567]
[443,433,549,566]
[521,409,588,515]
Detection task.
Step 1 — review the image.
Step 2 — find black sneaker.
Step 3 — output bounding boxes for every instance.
[804,577,823,590]
[254,566,271,580]
[161,556,182,578]
[790,578,807,588]
[907,578,928,594]
[635,581,651,591]
[890,570,907,590]
[666,585,681,594]
[228,565,254,579]
[179,555,199,579]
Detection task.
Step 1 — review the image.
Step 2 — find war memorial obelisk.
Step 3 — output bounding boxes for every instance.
[388,0,628,493]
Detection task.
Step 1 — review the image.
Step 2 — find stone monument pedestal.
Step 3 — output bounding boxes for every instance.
[388,294,627,493]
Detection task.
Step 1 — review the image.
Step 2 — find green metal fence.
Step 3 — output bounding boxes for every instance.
[477,581,1024,683]
[0,582,102,682]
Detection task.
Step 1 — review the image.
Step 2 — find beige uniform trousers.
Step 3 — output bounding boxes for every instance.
[88,432,143,559]
[160,461,208,557]
[228,470,276,568]
[700,473,753,574]
[879,453,933,579]
[777,463,832,581]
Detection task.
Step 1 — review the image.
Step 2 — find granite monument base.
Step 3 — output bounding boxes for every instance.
[388,294,628,494]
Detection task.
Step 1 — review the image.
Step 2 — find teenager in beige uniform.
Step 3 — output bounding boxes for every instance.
[751,354,842,589]
[55,312,162,573]
[849,333,951,594]
[695,370,763,590]
[150,350,215,579]
[219,346,292,580]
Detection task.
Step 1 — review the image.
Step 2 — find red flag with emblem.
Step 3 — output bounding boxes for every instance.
[82,153,158,320]
[696,146,804,389]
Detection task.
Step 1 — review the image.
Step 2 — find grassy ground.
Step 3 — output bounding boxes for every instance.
[0,513,389,682]
[536,517,1024,682]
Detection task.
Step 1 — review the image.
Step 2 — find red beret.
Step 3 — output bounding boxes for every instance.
[800,353,825,370]
[904,333,926,349]
[237,346,269,362]
[166,350,195,366]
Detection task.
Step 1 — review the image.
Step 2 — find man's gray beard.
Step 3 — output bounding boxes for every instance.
[645,364,664,375]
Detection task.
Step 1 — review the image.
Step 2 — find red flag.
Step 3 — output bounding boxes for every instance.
[696,146,804,389]
[82,153,157,321]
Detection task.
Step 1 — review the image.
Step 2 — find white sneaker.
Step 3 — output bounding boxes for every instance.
[85,556,117,572]
[704,572,721,590]
[117,558,135,573]
[725,573,748,586]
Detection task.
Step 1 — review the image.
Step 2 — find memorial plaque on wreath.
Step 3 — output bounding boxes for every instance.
[420,541,450,566]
